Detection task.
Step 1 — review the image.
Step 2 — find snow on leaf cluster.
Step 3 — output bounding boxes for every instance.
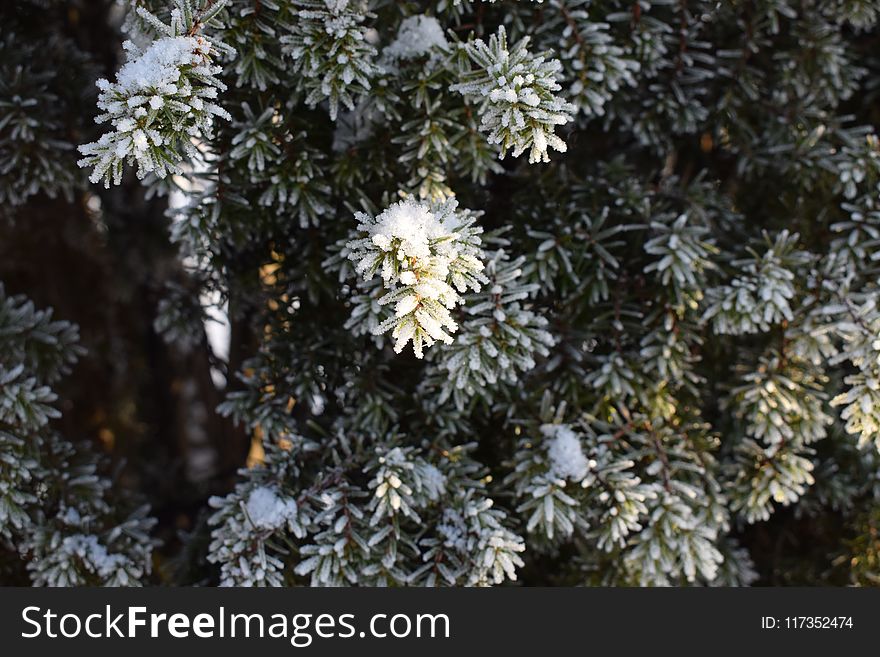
[207,440,525,587]
[281,0,378,120]
[452,26,575,163]
[77,1,232,186]
[346,198,487,358]
[382,15,448,64]
[544,423,592,482]
[209,480,307,587]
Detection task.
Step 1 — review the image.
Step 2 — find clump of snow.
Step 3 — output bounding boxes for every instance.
[244,486,299,530]
[384,15,448,62]
[542,424,590,481]
[368,200,447,266]
[79,29,229,186]
[347,198,485,358]
[113,36,209,95]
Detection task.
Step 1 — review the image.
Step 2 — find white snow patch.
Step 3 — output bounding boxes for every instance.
[114,37,209,94]
[542,424,590,481]
[368,199,448,263]
[384,15,448,62]
[244,486,298,530]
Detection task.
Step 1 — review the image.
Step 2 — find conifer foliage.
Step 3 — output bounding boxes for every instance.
[4,0,880,586]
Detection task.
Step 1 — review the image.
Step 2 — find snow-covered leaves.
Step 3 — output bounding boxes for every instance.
[55,0,880,589]
[281,0,377,120]
[0,286,156,585]
[78,1,233,186]
[383,15,449,65]
[503,395,737,586]
[367,446,442,524]
[833,373,880,449]
[27,504,155,586]
[724,355,828,522]
[209,477,307,586]
[506,410,653,549]
[345,198,487,358]
[0,34,82,206]
[433,250,554,408]
[228,103,332,227]
[452,26,575,163]
[825,297,880,453]
[729,439,816,524]
[625,492,723,585]
[207,438,525,587]
[644,212,717,296]
[703,231,809,335]
[733,356,832,447]
[533,2,639,118]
